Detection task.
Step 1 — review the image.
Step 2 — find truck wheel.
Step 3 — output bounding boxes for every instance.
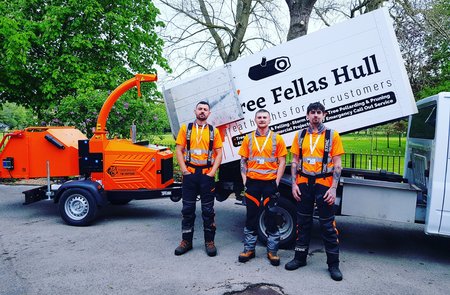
[257,197,297,248]
[59,188,98,226]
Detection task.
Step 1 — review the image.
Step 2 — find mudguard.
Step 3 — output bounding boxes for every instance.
[54,179,106,207]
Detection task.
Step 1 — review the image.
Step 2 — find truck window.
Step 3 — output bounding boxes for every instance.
[409,104,436,140]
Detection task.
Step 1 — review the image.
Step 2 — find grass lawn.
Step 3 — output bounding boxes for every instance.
[150,132,407,175]
[341,132,406,154]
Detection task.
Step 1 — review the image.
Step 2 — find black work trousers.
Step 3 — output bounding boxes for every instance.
[244,178,280,253]
[181,170,216,242]
[295,183,340,266]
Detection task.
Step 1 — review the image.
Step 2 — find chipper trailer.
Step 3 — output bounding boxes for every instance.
[0,74,182,226]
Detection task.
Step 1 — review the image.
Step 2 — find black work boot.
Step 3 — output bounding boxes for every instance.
[174,240,193,256]
[326,252,342,280]
[328,264,343,281]
[285,250,307,270]
[205,241,217,257]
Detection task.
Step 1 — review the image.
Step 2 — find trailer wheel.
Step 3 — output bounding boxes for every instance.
[59,188,98,226]
[257,197,297,248]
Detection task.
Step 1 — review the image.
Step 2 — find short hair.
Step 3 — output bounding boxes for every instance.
[255,109,270,117]
[307,102,326,114]
[196,101,210,109]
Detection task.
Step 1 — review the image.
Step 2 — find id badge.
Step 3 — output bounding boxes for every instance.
[307,158,316,165]
[193,149,202,155]
[257,158,265,164]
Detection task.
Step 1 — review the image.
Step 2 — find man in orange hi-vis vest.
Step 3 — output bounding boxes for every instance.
[238,109,287,266]
[174,101,223,257]
[285,102,344,281]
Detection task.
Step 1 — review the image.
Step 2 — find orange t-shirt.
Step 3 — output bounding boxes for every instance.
[176,123,223,174]
[239,131,287,180]
[290,129,344,187]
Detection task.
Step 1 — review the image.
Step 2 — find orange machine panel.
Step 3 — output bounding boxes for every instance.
[0,127,87,179]
[91,139,174,190]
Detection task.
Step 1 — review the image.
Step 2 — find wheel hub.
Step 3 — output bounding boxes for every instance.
[65,194,89,220]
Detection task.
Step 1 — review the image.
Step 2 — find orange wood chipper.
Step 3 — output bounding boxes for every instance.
[0,74,181,226]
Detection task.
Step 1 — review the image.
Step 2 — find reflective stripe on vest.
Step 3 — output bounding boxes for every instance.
[248,168,278,174]
[248,131,277,165]
[297,128,334,177]
[185,122,214,168]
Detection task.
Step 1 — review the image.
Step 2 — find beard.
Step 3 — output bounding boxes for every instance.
[196,113,207,121]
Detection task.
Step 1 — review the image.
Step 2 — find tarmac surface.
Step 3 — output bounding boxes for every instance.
[1,184,450,295]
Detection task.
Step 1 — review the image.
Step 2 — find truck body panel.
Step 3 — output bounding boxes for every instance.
[340,177,419,223]
[406,93,450,236]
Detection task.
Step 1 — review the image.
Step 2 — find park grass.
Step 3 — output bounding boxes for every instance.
[149,132,406,152]
[341,132,406,155]
[150,132,407,175]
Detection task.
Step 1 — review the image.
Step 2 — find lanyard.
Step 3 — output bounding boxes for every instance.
[195,123,206,145]
[253,131,271,154]
[309,133,321,156]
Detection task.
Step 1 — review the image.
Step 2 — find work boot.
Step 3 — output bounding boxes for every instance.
[285,251,307,270]
[174,240,192,256]
[238,250,255,263]
[267,252,280,266]
[205,241,217,257]
[328,264,343,281]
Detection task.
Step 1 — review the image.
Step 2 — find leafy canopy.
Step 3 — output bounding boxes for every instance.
[0,0,170,122]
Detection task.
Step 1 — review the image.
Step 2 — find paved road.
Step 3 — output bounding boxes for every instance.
[1,184,449,295]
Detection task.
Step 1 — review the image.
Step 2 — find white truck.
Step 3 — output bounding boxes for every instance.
[163,8,450,246]
[224,92,450,247]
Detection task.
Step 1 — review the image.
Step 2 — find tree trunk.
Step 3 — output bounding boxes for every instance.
[285,0,318,41]
[226,0,252,63]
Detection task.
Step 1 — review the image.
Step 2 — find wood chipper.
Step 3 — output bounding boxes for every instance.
[0,74,181,226]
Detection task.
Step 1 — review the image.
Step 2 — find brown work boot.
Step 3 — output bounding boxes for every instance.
[267,252,280,266]
[238,250,255,263]
[205,241,217,257]
[174,240,192,256]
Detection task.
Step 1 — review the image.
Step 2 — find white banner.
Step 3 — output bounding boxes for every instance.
[163,8,416,164]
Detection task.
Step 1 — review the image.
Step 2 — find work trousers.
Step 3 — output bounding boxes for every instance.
[295,183,340,266]
[181,170,216,242]
[244,178,281,253]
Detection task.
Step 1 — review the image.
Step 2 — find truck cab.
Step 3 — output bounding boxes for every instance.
[404,92,450,236]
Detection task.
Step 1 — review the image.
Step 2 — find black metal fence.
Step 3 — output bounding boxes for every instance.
[342,151,404,174]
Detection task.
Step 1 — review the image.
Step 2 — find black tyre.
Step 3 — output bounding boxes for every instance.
[257,197,297,248]
[59,188,98,226]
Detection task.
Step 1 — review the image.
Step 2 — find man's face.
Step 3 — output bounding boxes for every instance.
[195,103,211,121]
[255,111,270,129]
[306,109,326,125]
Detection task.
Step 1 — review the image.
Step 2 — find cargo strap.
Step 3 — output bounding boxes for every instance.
[186,122,214,168]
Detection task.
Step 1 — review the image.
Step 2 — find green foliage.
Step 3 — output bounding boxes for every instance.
[0,102,34,130]
[0,0,170,120]
[415,0,449,98]
[47,86,170,138]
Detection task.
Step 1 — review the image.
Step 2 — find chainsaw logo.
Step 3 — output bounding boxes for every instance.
[107,166,118,177]
[248,56,291,81]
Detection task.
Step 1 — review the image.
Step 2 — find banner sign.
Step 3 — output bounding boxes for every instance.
[163,8,416,164]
